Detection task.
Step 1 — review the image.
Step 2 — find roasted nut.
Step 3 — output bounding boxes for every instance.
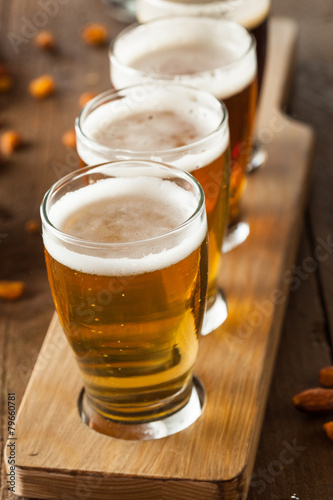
[34,30,56,50]
[79,91,97,108]
[0,281,25,300]
[25,219,40,234]
[29,74,55,99]
[0,65,13,93]
[62,129,76,149]
[0,130,23,155]
[82,24,108,46]
[319,366,333,388]
[293,388,333,413]
[323,421,333,442]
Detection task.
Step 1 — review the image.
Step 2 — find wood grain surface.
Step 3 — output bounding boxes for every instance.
[0,1,332,499]
[247,2,333,499]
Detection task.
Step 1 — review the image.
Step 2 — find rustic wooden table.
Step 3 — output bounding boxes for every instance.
[0,1,332,499]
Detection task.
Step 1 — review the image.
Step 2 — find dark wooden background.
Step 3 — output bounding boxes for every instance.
[0,0,332,498]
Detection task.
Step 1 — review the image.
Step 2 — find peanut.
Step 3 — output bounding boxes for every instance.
[0,281,25,300]
[34,30,56,50]
[29,74,55,99]
[0,130,23,155]
[293,388,333,413]
[82,24,108,46]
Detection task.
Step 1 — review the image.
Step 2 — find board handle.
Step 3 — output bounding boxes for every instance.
[257,17,298,130]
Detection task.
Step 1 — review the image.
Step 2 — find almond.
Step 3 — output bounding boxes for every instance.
[319,366,333,388]
[0,281,25,300]
[323,421,333,442]
[293,388,333,413]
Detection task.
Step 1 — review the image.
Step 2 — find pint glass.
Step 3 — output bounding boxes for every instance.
[104,0,136,22]
[41,160,208,440]
[110,17,257,249]
[76,84,230,335]
[136,0,270,95]
[135,0,271,171]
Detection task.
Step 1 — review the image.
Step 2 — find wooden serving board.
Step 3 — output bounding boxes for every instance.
[5,18,315,500]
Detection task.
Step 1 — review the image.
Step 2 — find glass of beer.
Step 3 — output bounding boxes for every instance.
[103,0,136,23]
[135,0,271,171]
[109,17,257,251]
[41,159,208,440]
[75,84,230,335]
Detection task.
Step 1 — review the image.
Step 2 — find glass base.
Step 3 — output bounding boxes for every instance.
[103,0,136,23]
[79,377,204,441]
[246,139,268,174]
[201,288,228,336]
[222,220,250,253]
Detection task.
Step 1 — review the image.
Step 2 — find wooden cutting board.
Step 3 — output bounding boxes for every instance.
[5,17,315,500]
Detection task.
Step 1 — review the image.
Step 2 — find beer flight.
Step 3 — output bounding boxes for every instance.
[41,0,271,440]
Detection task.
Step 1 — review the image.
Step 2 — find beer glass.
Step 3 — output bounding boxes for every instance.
[136,0,269,94]
[135,0,271,171]
[109,17,257,251]
[75,84,230,335]
[41,159,208,440]
[103,0,136,23]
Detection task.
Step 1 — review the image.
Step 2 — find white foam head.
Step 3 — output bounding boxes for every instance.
[110,17,257,100]
[42,175,207,276]
[136,0,271,31]
[76,85,229,171]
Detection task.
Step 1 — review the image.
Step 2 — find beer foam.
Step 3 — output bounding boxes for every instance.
[77,87,229,170]
[111,18,257,99]
[137,0,271,30]
[43,176,207,276]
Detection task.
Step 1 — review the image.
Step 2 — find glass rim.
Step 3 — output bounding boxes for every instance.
[40,159,206,250]
[135,0,271,29]
[135,0,271,12]
[109,16,256,81]
[76,82,228,158]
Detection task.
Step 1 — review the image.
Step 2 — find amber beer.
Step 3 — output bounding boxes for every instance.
[41,160,208,439]
[136,0,270,94]
[110,17,257,229]
[76,84,230,334]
